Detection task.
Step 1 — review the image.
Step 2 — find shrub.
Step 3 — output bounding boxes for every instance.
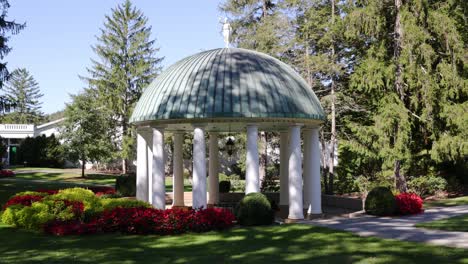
[100,198,151,211]
[365,187,396,216]
[408,175,447,197]
[236,192,274,226]
[12,191,50,197]
[395,193,423,215]
[48,188,101,213]
[1,199,84,229]
[116,174,136,196]
[219,181,231,193]
[230,175,245,192]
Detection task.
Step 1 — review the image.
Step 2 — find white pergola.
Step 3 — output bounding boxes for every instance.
[130,48,325,220]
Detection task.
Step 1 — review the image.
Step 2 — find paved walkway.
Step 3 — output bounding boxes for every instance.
[300,205,468,248]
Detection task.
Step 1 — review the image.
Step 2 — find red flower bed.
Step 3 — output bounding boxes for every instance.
[43,207,235,236]
[2,195,44,210]
[395,193,423,215]
[0,169,15,178]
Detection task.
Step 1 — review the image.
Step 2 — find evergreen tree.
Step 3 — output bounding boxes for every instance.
[83,0,163,173]
[343,0,467,189]
[0,0,24,88]
[61,90,116,177]
[2,68,44,124]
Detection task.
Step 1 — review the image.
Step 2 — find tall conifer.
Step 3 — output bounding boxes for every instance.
[84,0,163,173]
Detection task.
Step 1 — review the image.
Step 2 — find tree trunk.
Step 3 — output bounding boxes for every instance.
[393,0,408,192]
[394,160,407,192]
[320,130,329,194]
[328,0,336,195]
[81,158,85,178]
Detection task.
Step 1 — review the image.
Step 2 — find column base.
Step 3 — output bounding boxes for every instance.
[306,213,324,220]
[171,205,190,211]
[284,218,304,223]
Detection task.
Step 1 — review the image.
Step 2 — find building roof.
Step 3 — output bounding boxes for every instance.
[130,48,325,128]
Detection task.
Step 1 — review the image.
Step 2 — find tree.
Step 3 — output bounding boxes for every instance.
[2,68,44,124]
[83,0,163,174]
[0,0,25,88]
[343,0,467,190]
[61,90,115,177]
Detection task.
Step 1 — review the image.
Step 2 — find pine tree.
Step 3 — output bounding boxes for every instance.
[343,0,467,189]
[84,0,163,173]
[2,68,44,124]
[0,0,25,88]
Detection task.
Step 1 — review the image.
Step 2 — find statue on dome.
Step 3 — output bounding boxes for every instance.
[220,17,232,48]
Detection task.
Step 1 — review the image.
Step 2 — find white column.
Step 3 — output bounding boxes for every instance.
[288,124,304,220]
[309,127,322,214]
[192,127,207,209]
[152,127,165,209]
[146,132,153,204]
[172,132,185,207]
[136,130,149,202]
[279,131,289,206]
[208,132,219,205]
[303,129,312,210]
[246,125,260,194]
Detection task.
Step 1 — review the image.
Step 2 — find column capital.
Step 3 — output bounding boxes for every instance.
[302,126,320,131]
[288,123,304,128]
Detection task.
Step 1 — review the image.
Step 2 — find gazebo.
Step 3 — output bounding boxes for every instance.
[129,47,325,220]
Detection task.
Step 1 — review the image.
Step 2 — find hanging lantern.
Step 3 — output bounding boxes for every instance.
[226,136,235,156]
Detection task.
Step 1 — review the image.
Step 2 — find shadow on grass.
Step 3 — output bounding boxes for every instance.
[0,224,466,264]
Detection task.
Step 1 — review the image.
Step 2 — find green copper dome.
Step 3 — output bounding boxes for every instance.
[130,48,325,126]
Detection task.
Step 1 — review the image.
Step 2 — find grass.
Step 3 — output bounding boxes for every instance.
[416,214,468,232]
[425,196,468,208]
[8,167,192,191]
[0,175,467,263]
[0,224,466,263]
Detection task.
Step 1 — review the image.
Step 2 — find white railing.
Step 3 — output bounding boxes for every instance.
[0,124,35,131]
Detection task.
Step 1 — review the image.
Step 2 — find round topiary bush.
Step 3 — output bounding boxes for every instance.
[365,187,396,216]
[219,181,231,193]
[236,192,274,226]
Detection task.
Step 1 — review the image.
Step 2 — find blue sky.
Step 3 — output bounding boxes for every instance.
[6,0,225,114]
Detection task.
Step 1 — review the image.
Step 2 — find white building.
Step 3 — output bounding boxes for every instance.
[0,118,64,165]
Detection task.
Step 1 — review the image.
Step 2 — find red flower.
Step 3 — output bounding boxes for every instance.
[0,170,15,178]
[395,193,423,215]
[2,195,44,210]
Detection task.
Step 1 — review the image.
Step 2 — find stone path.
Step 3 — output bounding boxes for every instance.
[300,205,468,248]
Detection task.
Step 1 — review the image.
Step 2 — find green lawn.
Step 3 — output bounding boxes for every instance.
[8,167,192,191]
[425,196,468,208]
[416,214,468,232]
[0,224,466,264]
[1,175,467,263]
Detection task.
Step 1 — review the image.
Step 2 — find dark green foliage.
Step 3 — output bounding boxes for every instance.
[236,192,274,226]
[408,176,447,197]
[0,0,25,88]
[115,174,136,197]
[17,134,64,168]
[219,181,231,193]
[365,187,396,216]
[83,0,163,173]
[2,68,43,123]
